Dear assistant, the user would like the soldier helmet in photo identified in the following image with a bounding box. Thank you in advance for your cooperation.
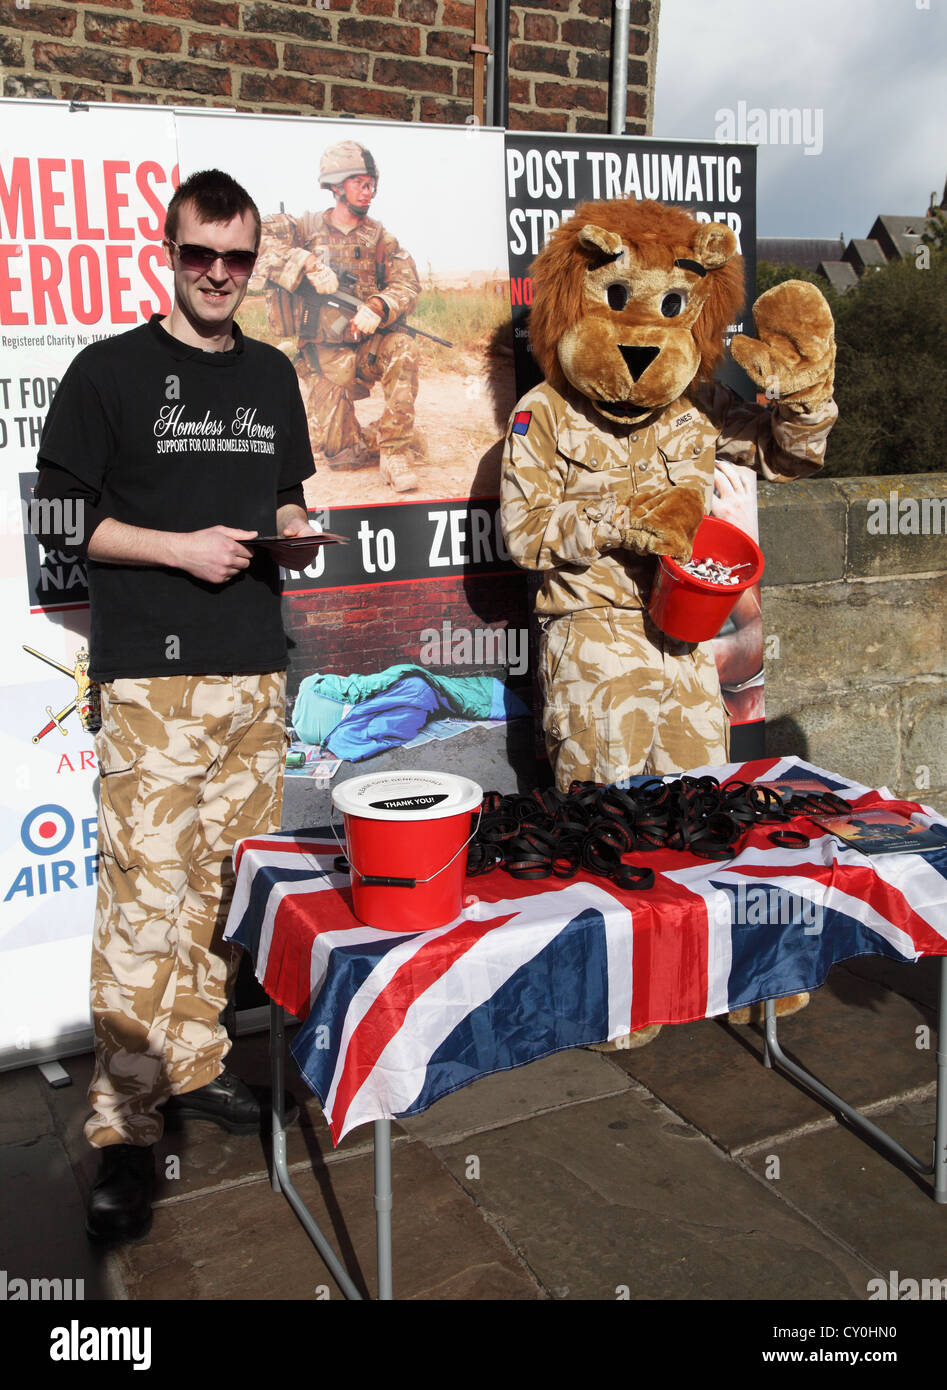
[319,142,379,190]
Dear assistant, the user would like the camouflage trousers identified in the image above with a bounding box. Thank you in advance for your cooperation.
[85,672,287,1148]
[295,330,419,459]
[538,608,729,791]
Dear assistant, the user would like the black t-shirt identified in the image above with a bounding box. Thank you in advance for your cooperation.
[38,316,315,681]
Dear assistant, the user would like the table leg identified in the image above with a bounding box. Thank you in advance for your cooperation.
[374,1119,393,1301]
[763,985,943,1199]
[269,1002,365,1299]
[936,956,947,1203]
[271,1000,285,1194]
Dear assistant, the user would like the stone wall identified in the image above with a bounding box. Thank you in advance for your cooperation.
[758,472,947,815]
[0,0,658,132]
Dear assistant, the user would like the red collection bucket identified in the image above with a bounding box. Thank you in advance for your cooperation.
[331,771,483,932]
[648,515,764,643]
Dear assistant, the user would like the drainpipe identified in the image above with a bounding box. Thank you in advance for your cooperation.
[609,0,631,135]
[485,0,496,126]
[492,0,509,128]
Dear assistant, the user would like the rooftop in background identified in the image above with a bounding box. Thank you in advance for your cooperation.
[819,261,859,293]
[758,196,940,291]
[844,238,889,273]
[869,215,927,261]
[757,237,846,271]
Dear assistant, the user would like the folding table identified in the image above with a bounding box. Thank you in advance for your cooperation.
[224,757,947,1300]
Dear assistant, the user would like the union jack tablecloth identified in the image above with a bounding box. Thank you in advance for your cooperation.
[224,758,947,1144]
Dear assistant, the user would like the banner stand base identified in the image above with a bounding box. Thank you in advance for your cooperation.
[37,1060,72,1089]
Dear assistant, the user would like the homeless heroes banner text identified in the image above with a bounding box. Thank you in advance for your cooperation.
[0,101,179,1068]
[504,133,765,751]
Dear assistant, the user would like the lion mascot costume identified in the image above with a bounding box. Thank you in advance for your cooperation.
[500,198,837,1039]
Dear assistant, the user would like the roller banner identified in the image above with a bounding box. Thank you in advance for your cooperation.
[0,100,178,1068]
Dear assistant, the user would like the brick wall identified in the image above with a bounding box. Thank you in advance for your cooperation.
[0,0,658,132]
[283,569,532,696]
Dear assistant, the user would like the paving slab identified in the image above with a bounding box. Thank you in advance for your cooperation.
[49,1032,404,1208]
[602,966,938,1154]
[0,1062,55,1146]
[742,1094,945,1285]
[399,1046,632,1144]
[840,953,941,1013]
[116,1139,541,1302]
[0,1135,113,1299]
[283,716,538,829]
[3,955,942,1307]
[436,1088,873,1301]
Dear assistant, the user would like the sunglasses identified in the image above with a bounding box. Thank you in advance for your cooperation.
[168,239,258,278]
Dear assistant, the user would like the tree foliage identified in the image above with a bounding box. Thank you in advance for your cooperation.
[755,260,830,296]
[820,243,946,476]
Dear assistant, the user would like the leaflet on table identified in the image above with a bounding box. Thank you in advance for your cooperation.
[809,808,947,857]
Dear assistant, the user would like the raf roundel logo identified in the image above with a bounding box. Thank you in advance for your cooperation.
[21,804,75,857]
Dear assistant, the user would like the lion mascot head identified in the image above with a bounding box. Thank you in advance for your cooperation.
[527,199,746,425]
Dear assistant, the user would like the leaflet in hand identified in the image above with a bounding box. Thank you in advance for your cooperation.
[249,532,348,550]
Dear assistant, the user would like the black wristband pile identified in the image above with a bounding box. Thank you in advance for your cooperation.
[465,778,852,891]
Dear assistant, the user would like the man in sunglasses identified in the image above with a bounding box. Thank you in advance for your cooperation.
[32,168,322,1243]
[256,140,423,493]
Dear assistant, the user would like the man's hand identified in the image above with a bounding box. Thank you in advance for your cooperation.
[711,458,758,537]
[170,526,257,585]
[269,514,325,571]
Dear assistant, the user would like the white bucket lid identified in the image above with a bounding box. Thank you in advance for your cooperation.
[332,770,483,821]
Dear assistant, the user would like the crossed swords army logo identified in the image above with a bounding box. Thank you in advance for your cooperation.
[23,645,101,743]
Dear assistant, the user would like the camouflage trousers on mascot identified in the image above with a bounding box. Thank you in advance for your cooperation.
[84,672,286,1148]
[538,607,729,792]
[295,330,419,463]
[541,610,811,1043]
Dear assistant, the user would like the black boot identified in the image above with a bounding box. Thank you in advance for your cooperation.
[86,1143,155,1242]
[160,1069,299,1135]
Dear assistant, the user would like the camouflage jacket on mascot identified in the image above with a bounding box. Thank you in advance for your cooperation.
[501,198,837,794]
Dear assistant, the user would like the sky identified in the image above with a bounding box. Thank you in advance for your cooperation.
[653,0,946,240]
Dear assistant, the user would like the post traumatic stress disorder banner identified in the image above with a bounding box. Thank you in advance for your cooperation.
[0,101,178,1068]
[504,133,764,753]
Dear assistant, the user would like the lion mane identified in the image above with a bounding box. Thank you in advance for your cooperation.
[527,198,746,393]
